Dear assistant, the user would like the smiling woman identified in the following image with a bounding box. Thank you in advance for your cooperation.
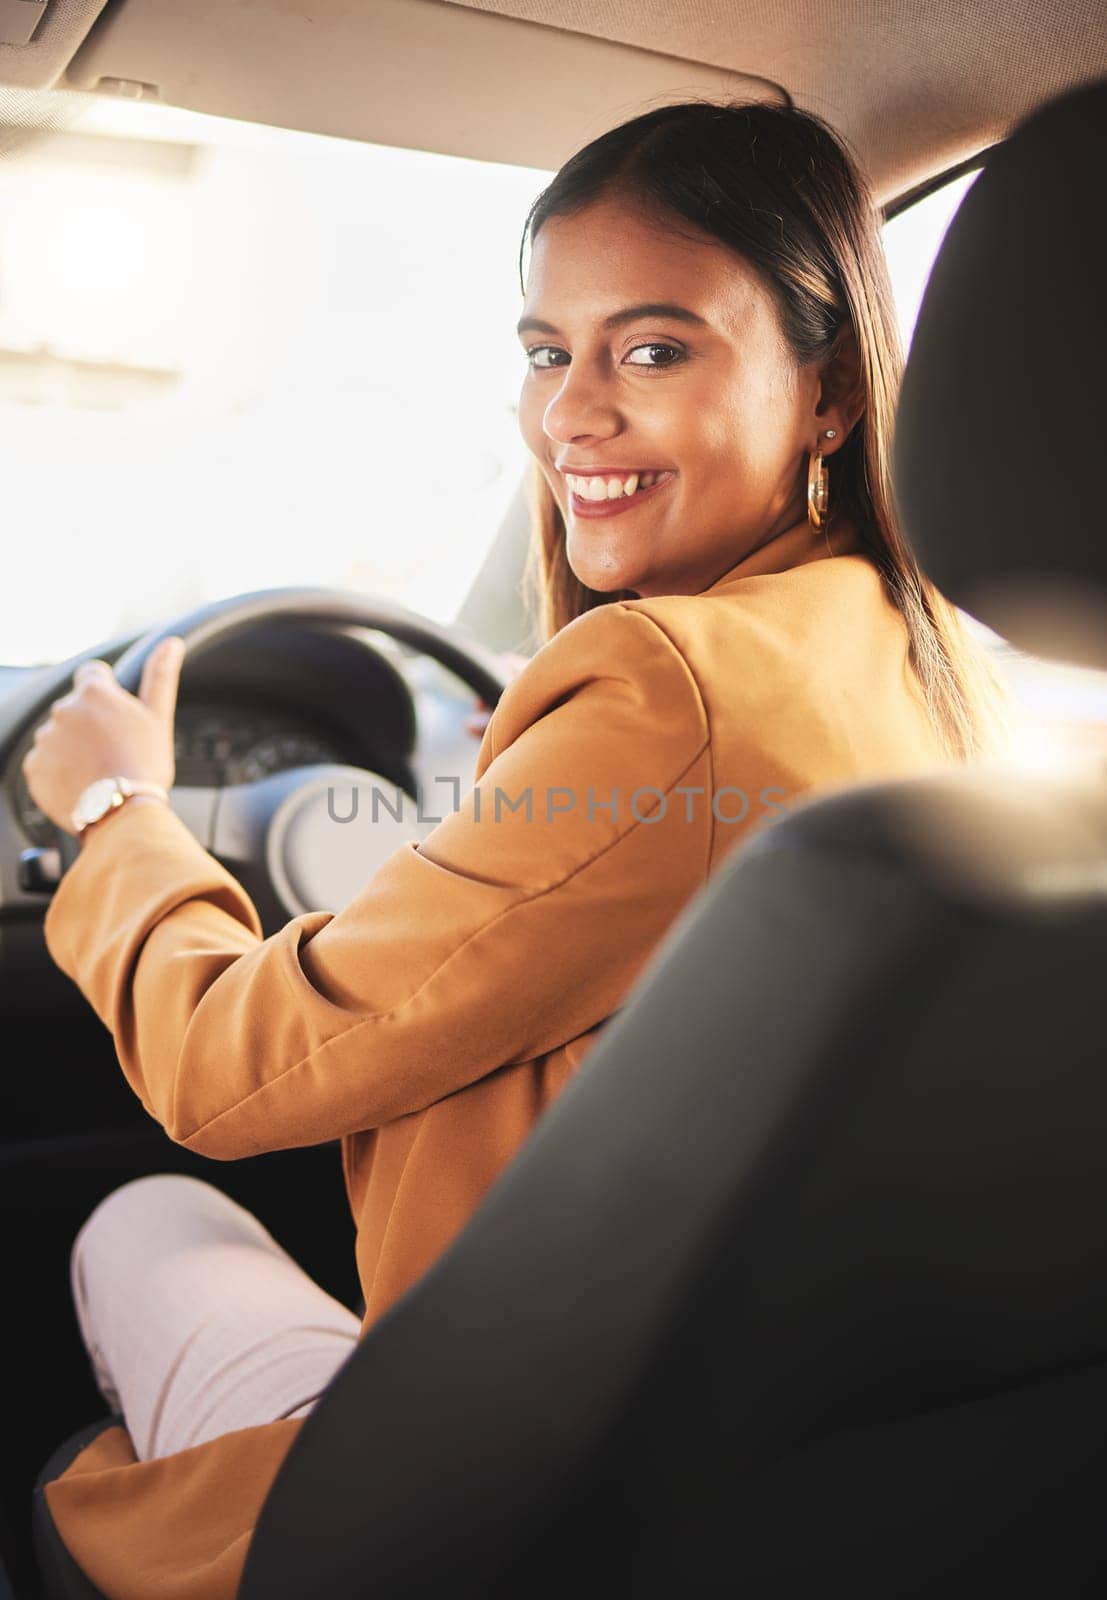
[515,100,1015,763]
[517,213,853,601]
[33,96,1025,1600]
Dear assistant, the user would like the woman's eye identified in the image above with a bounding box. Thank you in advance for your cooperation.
[624,343,684,368]
[525,346,568,370]
[525,342,684,371]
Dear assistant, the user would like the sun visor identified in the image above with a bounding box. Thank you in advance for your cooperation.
[56,0,781,170]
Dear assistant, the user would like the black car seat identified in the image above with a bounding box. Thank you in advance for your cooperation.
[34,75,1107,1600]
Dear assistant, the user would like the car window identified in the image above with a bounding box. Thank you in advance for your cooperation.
[882,167,982,354]
[0,97,554,666]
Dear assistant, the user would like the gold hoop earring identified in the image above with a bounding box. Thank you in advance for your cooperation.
[807,429,837,530]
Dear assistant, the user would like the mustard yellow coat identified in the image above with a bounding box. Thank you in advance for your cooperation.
[40,518,954,1597]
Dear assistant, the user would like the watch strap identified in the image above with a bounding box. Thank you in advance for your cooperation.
[116,777,170,803]
[72,776,170,835]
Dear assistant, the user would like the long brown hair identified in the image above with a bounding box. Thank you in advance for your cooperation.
[516,99,1014,764]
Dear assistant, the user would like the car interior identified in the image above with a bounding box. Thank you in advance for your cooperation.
[1,2,1105,1595]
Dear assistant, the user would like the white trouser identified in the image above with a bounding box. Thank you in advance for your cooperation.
[70,1173,361,1461]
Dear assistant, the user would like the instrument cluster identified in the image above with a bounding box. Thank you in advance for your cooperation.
[14,700,348,847]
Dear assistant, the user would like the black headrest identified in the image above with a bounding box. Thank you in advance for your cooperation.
[893,77,1107,670]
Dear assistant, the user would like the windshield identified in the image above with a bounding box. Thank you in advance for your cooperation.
[5,109,1105,743]
[0,98,552,666]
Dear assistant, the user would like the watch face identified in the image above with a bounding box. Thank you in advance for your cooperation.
[78,778,120,827]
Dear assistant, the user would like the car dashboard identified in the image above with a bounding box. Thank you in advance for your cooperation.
[14,698,357,848]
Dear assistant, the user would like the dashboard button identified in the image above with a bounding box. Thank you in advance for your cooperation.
[18,846,62,893]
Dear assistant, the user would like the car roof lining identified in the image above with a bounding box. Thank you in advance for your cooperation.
[445,0,1107,195]
[1,0,1103,206]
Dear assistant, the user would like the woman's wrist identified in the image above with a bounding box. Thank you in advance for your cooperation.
[77,793,167,849]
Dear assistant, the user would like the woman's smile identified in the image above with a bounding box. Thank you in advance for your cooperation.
[564,469,677,519]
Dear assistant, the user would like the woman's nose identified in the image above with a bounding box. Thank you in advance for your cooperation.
[542,361,621,447]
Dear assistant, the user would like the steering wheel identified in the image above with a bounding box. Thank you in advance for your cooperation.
[54,586,514,927]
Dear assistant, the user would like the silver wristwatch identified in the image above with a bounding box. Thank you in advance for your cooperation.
[71,776,170,835]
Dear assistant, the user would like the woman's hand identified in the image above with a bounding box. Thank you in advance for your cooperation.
[464,650,531,738]
[21,636,186,836]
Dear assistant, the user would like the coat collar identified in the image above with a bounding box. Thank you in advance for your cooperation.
[697,513,866,595]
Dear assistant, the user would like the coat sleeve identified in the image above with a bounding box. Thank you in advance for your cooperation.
[43,603,716,1157]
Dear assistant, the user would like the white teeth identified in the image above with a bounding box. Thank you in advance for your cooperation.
[566,471,660,500]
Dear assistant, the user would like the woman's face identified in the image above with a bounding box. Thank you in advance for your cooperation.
[517,191,853,598]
